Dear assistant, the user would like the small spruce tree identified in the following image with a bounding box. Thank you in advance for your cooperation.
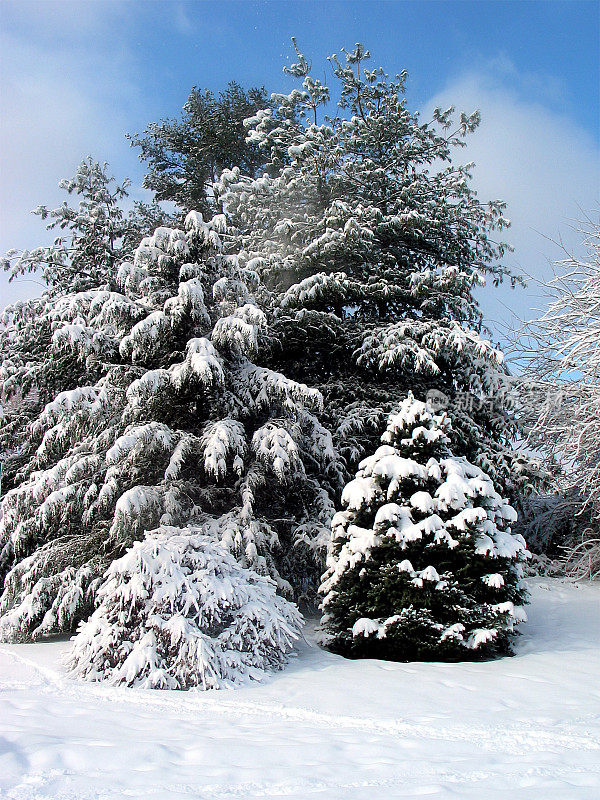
[320,394,529,661]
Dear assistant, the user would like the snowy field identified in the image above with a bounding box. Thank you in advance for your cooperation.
[0,579,599,800]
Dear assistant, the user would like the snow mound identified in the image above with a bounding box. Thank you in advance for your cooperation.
[66,527,302,690]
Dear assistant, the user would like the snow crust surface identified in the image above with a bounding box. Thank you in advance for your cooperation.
[1,579,599,799]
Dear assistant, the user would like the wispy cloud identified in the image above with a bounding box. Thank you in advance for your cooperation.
[174,4,195,36]
[0,6,145,306]
[423,59,599,339]
[9,0,129,37]
[483,53,569,106]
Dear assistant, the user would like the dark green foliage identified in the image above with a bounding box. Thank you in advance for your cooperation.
[320,394,529,662]
[128,82,273,216]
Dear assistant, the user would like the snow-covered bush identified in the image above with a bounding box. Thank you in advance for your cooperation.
[320,394,529,661]
[513,492,575,558]
[66,527,302,689]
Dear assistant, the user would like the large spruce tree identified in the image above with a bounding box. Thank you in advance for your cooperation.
[0,209,337,641]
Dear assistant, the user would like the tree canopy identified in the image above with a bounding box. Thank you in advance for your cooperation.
[129,82,274,216]
[216,41,538,503]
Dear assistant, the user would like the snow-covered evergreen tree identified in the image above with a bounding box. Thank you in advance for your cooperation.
[66,527,302,689]
[4,158,134,295]
[129,83,278,218]
[216,41,537,502]
[320,394,529,661]
[0,210,337,641]
[0,160,173,497]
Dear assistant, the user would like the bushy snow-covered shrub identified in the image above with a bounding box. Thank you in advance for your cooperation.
[66,527,303,689]
[320,394,529,661]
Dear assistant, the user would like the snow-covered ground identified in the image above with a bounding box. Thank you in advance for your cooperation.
[1,579,599,800]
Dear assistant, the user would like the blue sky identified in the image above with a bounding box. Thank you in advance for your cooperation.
[1,0,599,336]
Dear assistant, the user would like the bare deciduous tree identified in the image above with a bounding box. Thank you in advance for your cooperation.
[516,218,600,579]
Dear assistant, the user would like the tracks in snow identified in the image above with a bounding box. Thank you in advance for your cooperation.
[2,644,598,758]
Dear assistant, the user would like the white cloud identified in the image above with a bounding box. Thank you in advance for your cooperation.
[422,63,599,339]
[174,4,195,36]
[9,0,128,37]
[0,14,144,307]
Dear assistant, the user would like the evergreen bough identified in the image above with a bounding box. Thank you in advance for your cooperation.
[320,394,529,661]
[128,82,275,217]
